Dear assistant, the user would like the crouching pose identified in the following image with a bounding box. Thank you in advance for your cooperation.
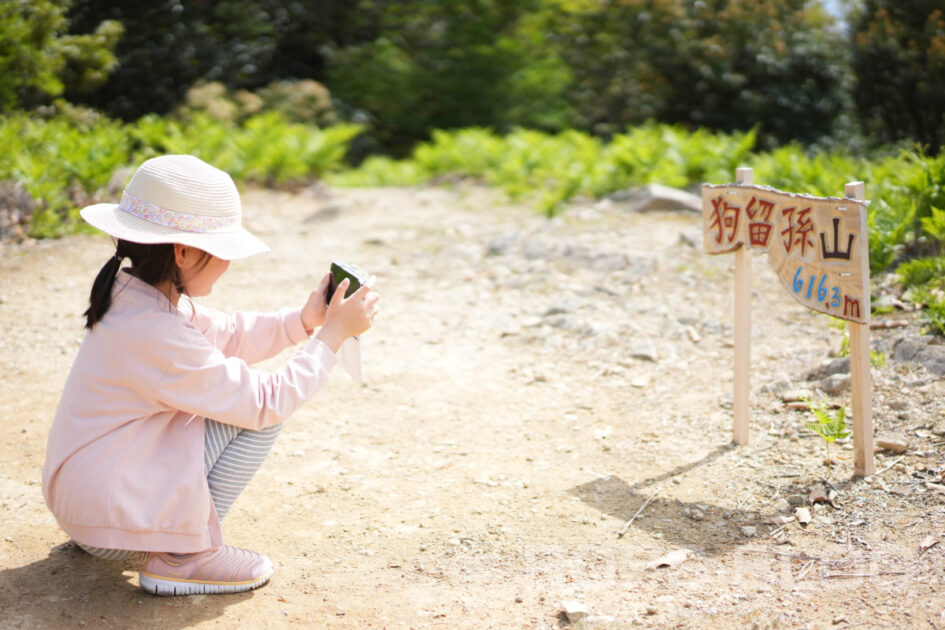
[42,155,379,595]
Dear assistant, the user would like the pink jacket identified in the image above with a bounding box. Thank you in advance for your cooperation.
[42,271,336,553]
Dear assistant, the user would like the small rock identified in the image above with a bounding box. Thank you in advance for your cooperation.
[741,526,757,537]
[794,507,812,526]
[646,606,659,615]
[685,507,706,521]
[678,227,702,248]
[762,376,793,397]
[561,601,589,623]
[821,373,852,395]
[804,357,850,381]
[780,389,813,403]
[787,494,807,507]
[607,183,702,213]
[875,433,909,454]
[629,341,658,362]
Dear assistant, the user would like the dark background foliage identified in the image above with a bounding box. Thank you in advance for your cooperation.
[1,0,943,155]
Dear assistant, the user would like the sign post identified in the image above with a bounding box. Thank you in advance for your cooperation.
[702,170,874,476]
[733,168,753,445]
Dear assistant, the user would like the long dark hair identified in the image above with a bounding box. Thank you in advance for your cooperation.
[84,239,184,329]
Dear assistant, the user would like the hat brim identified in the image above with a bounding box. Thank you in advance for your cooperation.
[80,203,270,261]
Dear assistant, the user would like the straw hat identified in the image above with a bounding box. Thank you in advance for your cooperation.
[80,155,269,260]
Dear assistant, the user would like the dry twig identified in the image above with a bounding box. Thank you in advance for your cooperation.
[618,491,659,538]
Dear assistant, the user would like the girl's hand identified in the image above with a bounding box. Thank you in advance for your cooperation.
[301,272,332,333]
[315,279,380,352]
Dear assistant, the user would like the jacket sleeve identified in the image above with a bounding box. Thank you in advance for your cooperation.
[153,323,336,430]
[184,298,310,364]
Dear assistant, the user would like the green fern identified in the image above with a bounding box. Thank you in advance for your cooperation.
[802,398,850,475]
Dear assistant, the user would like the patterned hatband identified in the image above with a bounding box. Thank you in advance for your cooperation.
[118,193,238,233]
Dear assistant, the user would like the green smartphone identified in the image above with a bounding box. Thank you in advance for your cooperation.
[326,260,369,304]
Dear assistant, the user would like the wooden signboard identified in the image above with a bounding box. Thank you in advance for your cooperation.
[702,169,874,476]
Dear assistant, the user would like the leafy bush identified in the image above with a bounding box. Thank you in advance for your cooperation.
[896,256,945,334]
[330,123,758,215]
[1,111,361,237]
[0,112,131,237]
[178,80,337,127]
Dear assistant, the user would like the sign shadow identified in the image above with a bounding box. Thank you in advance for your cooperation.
[568,444,767,554]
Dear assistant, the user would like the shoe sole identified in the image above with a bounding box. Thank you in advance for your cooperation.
[139,569,273,596]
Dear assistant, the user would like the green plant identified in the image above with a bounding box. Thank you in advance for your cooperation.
[802,398,851,475]
[824,315,886,365]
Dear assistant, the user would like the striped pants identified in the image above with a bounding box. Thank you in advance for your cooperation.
[77,419,283,560]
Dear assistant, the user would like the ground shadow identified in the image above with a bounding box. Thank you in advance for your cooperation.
[568,443,772,554]
[0,542,253,628]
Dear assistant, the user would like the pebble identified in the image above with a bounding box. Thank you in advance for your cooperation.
[780,389,813,403]
[741,526,757,537]
[685,507,706,521]
[561,601,589,623]
[629,341,658,362]
[821,373,851,395]
[787,494,806,507]
[875,433,910,454]
[804,357,850,381]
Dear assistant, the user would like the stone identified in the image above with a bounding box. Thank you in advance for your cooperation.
[892,335,936,363]
[629,341,658,362]
[821,373,852,395]
[685,507,706,521]
[780,389,813,403]
[762,376,793,397]
[916,346,945,376]
[803,357,850,381]
[678,227,702,248]
[875,433,910,454]
[787,494,807,507]
[561,601,589,623]
[741,526,757,537]
[487,230,520,256]
[606,183,702,213]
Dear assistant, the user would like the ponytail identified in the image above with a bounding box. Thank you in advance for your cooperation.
[83,251,124,329]
[83,240,187,329]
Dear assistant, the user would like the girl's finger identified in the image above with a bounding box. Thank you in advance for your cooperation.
[347,283,372,301]
[330,278,350,306]
[317,271,332,292]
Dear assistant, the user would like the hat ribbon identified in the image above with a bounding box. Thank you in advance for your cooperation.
[118,193,238,233]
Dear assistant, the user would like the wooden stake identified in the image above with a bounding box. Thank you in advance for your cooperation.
[733,167,753,445]
[845,181,874,477]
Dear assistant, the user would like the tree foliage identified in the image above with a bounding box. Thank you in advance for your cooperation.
[324,0,572,154]
[557,0,850,148]
[0,0,120,111]
[850,1,945,152]
[4,0,940,155]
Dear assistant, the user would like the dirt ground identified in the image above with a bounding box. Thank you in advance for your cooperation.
[2,183,945,629]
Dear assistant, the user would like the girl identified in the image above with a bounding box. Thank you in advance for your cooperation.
[42,154,380,596]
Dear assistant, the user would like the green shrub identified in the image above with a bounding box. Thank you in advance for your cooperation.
[0,112,131,237]
[1,110,361,238]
